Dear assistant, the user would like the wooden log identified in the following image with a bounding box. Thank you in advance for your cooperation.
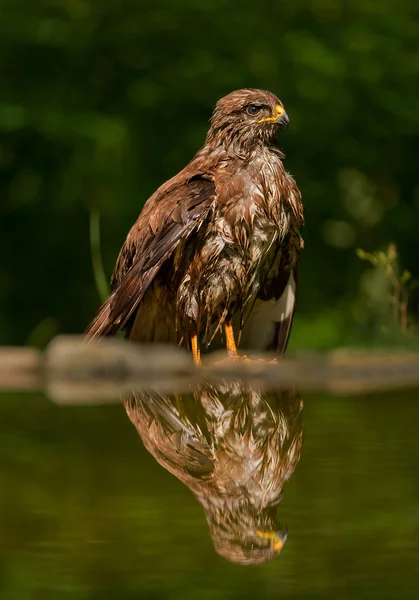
[0,347,42,391]
[44,336,198,404]
[1,336,419,402]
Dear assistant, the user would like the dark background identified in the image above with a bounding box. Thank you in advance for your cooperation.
[1,0,418,348]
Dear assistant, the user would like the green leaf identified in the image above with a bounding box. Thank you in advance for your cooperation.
[400,270,412,285]
[356,248,377,265]
[89,210,110,303]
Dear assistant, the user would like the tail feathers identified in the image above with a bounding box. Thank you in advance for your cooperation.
[271,271,297,356]
[85,294,119,340]
[239,270,297,355]
[85,263,162,341]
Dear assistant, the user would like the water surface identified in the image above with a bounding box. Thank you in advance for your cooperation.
[0,387,418,599]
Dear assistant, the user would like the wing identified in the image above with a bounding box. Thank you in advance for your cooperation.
[86,175,215,339]
[124,391,215,481]
[239,226,302,356]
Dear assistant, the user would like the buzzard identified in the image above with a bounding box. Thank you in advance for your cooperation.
[124,382,303,565]
[86,89,304,363]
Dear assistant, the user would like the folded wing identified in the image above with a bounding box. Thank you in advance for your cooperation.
[85,175,215,339]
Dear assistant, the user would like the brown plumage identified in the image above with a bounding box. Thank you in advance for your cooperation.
[123,383,303,565]
[86,88,304,361]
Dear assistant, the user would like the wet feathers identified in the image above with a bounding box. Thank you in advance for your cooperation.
[86,88,304,355]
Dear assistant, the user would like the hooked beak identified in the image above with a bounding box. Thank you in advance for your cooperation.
[256,526,288,553]
[276,111,290,130]
[258,104,290,129]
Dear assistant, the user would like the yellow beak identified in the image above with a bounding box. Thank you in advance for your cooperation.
[258,104,286,124]
[256,529,287,552]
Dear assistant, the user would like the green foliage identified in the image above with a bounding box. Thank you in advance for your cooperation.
[89,210,110,303]
[356,244,418,333]
[1,0,419,345]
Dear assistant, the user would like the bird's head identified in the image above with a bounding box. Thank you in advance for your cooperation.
[203,500,288,566]
[208,88,290,148]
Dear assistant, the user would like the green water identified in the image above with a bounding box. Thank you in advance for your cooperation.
[0,387,418,599]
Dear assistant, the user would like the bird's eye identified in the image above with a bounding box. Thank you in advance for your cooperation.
[246,104,263,116]
[243,541,256,550]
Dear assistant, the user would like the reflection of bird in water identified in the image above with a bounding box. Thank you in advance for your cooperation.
[123,382,303,565]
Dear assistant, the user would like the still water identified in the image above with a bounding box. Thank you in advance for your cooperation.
[0,383,418,599]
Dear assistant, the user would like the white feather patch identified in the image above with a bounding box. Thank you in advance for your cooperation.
[240,273,296,351]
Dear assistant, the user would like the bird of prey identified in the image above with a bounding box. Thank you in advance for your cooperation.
[86,88,304,363]
[123,382,303,565]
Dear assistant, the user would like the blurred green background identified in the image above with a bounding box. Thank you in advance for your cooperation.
[1,0,419,348]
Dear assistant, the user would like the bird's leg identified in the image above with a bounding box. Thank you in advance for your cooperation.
[191,334,201,366]
[225,320,250,361]
[225,320,238,358]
